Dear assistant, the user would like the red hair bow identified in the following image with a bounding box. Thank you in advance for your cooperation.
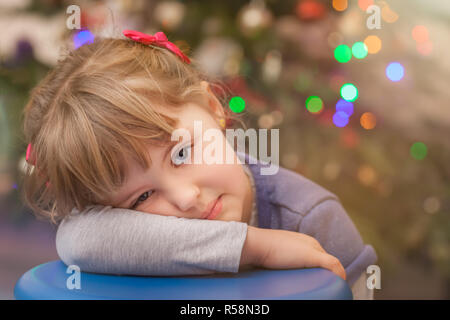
[123,30,190,64]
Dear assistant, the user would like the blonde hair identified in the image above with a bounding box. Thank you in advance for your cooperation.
[21,36,245,224]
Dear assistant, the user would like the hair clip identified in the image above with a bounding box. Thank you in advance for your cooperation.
[123,30,191,64]
[26,143,36,166]
[26,143,51,188]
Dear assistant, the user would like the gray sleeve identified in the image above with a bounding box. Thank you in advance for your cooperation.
[351,272,374,300]
[55,205,248,276]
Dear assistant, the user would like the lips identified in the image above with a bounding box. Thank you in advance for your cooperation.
[201,195,222,220]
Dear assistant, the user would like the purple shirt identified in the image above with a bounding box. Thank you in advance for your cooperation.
[240,152,378,287]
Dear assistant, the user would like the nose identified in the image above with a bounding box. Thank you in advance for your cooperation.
[164,180,200,213]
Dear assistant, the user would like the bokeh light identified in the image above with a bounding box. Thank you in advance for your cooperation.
[386,62,404,82]
[352,42,368,59]
[305,96,323,113]
[416,41,433,56]
[412,25,429,43]
[364,35,382,54]
[336,99,353,117]
[332,0,348,12]
[73,29,95,49]
[360,112,376,129]
[340,127,359,148]
[296,0,326,21]
[229,96,246,113]
[358,0,373,11]
[381,4,399,23]
[258,113,274,129]
[357,165,377,186]
[423,196,441,214]
[323,161,341,180]
[340,83,358,102]
[334,44,352,63]
[410,142,427,160]
[333,111,349,127]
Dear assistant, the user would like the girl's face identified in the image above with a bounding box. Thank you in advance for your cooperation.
[107,102,254,224]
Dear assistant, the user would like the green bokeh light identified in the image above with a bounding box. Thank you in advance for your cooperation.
[410,142,427,160]
[229,96,245,113]
[305,96,323,113]
[352,42,368,59]
[334,45,352,63]
[340,83,359,102]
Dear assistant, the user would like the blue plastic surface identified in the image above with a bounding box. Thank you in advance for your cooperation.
[14,260,353,300]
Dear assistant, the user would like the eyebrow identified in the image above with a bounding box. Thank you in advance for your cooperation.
[118,139,182,208]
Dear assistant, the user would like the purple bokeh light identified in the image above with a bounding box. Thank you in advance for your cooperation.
[333,111,349,127]
[335,99,354,117]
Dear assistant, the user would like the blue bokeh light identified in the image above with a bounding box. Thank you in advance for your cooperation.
[335,99,354,117]
[333,111,349,127]
[73,29,95,49]
[386,62,404,82]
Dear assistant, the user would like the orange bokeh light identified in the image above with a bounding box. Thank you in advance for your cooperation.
[412,25,429,43]
[358,0,374,11]
[364,35,382,54]
[360,112,377,130]
[416,41,433,56]
[332,0,348,12]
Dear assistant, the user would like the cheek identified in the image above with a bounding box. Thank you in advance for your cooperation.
[137,195,176,216]
[203,163,247,192]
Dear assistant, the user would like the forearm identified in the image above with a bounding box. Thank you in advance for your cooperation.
[56,205,248,276]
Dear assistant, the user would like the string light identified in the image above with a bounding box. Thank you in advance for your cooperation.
[229,96,246,113]
[360,112,376,130]
[336,99,353,117]
[305,96,323,113]
[386,62,404,82]
[333,111,349,127]
[352,42,368,59]
[381,4,399,23]
[364,35,382,54]
[410,142,427,160]
[357,165,377,186]
[332,0,348,12]
[340,127,359,148]
[423,196,441,214]
[417,41,433,56]
[358,0,373,11]
[334,44,352,63]
[411,25,432,56]
[340,83,358,102]
[73,29,94,49]
[412,25,429,43]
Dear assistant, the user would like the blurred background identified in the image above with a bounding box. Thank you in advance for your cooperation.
[0,0,449,299]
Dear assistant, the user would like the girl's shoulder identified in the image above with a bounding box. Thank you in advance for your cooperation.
[239,152,340,216]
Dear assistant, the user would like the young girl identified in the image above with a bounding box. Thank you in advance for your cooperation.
[22,30,377,299]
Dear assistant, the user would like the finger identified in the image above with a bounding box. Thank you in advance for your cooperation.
[319,254,346,280]
[296,233,326,253]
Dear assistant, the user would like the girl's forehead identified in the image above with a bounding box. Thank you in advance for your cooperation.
[163,102,213,119]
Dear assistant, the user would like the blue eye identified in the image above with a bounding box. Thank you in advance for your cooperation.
[131,190,153,209]
[171,143,192,166]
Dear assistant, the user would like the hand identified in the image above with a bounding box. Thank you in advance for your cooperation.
[241,226,346,280]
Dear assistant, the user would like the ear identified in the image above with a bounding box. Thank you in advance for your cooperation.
[200,80,225,119]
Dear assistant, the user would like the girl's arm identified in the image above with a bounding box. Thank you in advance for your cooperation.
[56,205,249,275]
[56,205,345,279]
